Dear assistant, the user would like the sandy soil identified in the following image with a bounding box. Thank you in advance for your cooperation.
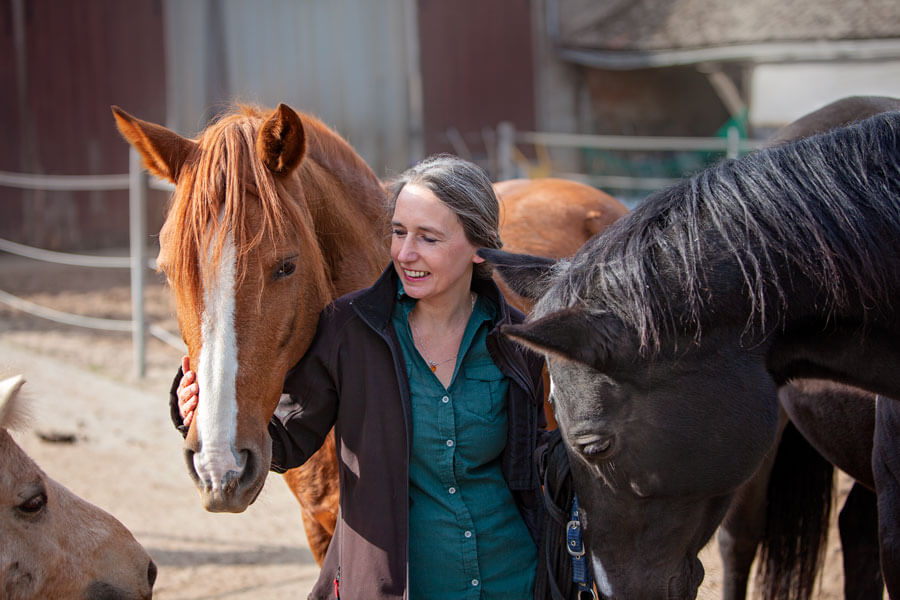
[0,251,866,599]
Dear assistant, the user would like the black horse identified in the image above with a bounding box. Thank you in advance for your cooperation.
[482,108,900,598]
[716,96,900,600]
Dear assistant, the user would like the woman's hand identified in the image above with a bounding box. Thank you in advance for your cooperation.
[178,356,199,428]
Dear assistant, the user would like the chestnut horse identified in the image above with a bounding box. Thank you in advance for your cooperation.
[1,374,156,599]
[113,103,389,565]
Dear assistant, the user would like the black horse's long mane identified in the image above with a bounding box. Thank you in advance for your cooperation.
[550,111,900,352]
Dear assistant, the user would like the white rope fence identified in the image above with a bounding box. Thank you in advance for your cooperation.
[0,148,184,377]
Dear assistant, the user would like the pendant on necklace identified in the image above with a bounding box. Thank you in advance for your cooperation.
[429,362,438,373]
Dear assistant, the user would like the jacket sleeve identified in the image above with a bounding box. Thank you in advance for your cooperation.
[268,311,341,473]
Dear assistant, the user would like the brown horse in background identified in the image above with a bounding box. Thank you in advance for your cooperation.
[495,178,628,313]
[495,178,628,429]
[113,103,389,565]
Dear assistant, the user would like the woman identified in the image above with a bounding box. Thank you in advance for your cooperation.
[176,155,548,599]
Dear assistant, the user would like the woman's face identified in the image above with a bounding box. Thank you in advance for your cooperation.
[390,183,484,303]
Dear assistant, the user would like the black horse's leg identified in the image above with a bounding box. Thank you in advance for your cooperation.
[874,395,900,597]
[717,467,770,600]
[717,409,787,600]
[839,481,883,600]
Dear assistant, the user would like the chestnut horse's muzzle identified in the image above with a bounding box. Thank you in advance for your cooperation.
[184,444,267,512]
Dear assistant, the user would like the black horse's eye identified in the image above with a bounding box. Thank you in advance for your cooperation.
[18,492,47,514]
[578,436,613,459]
[274,260,297,280]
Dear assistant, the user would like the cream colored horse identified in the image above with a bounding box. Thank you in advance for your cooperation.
[0,375,156,599]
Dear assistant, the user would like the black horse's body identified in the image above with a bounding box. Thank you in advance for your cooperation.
[484,105,900,598]
[716,96,900,600]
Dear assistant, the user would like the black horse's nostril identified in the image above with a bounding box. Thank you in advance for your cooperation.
[148,560,158,588]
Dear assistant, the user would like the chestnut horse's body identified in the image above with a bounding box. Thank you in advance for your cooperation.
[113,103,388,564]
[495,178,628,314]
[1,375,156,599]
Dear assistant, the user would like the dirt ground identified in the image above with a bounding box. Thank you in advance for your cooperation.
[0,251,865,599]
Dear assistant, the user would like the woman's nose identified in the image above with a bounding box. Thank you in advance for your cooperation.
[397,237,416,261]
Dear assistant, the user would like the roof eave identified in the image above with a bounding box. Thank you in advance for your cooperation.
[557,38,900,70]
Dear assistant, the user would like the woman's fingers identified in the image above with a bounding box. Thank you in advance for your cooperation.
[178,356,199,426]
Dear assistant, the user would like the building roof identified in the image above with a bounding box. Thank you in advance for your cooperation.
[552,0,900,68]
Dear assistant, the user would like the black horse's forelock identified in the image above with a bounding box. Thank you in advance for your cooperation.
[555,111,900,354]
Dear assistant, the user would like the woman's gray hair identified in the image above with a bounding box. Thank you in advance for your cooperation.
[385,154,502,279]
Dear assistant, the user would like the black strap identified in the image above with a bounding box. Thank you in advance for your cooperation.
[535,429,582,600]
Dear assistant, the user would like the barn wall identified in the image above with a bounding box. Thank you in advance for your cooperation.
[0,0,167,250]
[163,0,415,177]
[417,0,535,176]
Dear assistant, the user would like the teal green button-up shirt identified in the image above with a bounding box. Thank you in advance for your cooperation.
[393,285,537,600]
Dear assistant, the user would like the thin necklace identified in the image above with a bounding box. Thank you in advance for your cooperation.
[409,292,476,373]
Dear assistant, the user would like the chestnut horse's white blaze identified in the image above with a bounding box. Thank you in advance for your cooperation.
[193,231,242,498]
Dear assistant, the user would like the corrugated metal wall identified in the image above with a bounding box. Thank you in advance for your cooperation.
[163,0,416,176]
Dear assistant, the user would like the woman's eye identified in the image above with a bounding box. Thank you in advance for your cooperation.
[392,229,406,237]
[274,260,297,280]
[18,492,47,515]
[422,236,437,244]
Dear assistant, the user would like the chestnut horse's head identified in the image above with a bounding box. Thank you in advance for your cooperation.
[1,375,157,598]
[113,104,350,512]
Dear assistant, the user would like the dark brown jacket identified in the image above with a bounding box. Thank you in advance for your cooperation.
[269,266,548,600]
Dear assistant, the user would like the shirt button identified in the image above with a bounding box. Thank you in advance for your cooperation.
[472,579,479,587]
[448,487,456,494]
[464,530,472,538]
[446,439,454,447]
[441,395,450,403]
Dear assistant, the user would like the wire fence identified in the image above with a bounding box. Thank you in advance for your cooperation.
[0,148,182,377]
[1,127,764,377]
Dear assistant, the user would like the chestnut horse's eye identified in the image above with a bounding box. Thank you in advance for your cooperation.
[18,491,48,515]
[274,260,297,280]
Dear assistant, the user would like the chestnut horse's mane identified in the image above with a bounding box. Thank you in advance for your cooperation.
[164,104,385,308]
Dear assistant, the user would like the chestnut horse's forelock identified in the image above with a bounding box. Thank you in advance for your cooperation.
[162,105,334,311]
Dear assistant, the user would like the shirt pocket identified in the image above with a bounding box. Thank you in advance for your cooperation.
[458,362,505,419]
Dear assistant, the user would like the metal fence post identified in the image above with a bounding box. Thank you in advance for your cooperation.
[129,147,147,378]
[497,121,516,181]
[726,125,740,159]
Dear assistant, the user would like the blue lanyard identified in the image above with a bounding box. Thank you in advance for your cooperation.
[567,495,597,598]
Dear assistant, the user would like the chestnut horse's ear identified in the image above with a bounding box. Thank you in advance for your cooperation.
[501,308,634,371]
[111,106,197,183]
[256,103,306,176]
[478,248,556,301]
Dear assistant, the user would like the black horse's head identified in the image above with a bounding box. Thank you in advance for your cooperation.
[481,248,780,598]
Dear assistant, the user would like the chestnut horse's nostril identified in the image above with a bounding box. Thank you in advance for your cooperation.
[148,560,158,588]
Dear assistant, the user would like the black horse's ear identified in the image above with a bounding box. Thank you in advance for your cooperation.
[501,307,633,370]
[477,248,556,301]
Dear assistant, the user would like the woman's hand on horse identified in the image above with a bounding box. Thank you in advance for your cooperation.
[178,356,199,428]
